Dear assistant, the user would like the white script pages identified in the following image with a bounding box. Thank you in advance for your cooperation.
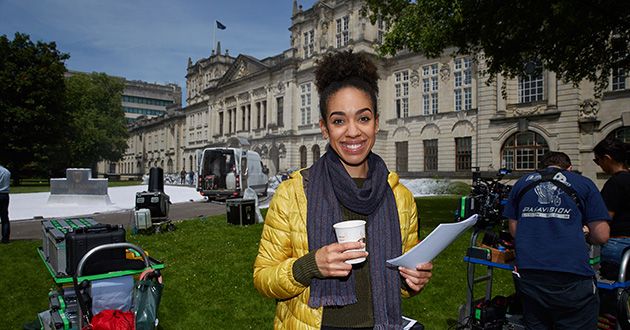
[387,214,478,269]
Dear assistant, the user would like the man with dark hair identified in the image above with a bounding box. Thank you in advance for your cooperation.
[539,151,572,169]
[503,151,610,329]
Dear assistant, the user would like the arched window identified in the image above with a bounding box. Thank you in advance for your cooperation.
[501,131,549,171]
[167,159,173,173]
[609,126,630,143]
[299,145,307,168]
[311,145,320,164]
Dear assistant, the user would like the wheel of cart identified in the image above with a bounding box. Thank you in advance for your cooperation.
[598,248,630,330]
[72,243,163,330]
[150,217,176,234]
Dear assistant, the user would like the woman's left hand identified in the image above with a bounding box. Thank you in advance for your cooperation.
[399,262,433,294]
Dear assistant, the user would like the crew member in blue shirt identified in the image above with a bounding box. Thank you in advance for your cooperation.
[0,165,10,243]
[503,151,610,329]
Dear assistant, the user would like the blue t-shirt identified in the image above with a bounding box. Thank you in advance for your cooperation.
[503,168,610,276]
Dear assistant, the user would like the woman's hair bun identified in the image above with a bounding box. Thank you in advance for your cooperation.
[314,50,379,94]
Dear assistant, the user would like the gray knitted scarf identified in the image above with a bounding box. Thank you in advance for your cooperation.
[306,148,403,329]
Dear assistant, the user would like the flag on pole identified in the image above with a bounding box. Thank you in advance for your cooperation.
[216,20,226,30]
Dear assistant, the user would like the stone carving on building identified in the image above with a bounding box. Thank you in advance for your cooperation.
[320,21,329,49]
[276,81,285,94]
[225,96,236,108]
[234,61,249,80]
[579,99,600,120]
[238,92,250,102]
[440,64,451,81]
[511,103,546,116]
[410,69,420,88]
[253,87,266,99]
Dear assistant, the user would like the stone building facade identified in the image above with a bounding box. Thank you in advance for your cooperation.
[115,0,629,187]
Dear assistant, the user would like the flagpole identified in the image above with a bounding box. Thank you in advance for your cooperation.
[212,21,216,55]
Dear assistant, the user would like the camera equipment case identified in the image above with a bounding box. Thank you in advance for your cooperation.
[42,218,99,276]
[226,198,256,225]
[64,224,126,276]
[134,208,152,230]
[135,191,170,218]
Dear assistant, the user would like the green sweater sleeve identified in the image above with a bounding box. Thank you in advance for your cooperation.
[292,250,322,286]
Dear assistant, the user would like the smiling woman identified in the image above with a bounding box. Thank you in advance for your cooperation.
[320,87,378,177]
[253,51,433,329]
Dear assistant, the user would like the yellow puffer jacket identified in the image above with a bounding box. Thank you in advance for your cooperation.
[253,170,419,329]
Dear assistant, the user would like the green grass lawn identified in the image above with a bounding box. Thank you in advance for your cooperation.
[10,180,143,194]
[0,196,516,329]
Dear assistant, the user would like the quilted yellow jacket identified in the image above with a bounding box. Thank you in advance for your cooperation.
[253,169,419,329]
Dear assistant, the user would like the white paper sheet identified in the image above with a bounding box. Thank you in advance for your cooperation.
[387,214,478,269]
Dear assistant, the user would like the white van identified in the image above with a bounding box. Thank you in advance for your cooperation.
[197,147,269,200]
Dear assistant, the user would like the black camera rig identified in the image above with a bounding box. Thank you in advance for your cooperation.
[457,168,513,230]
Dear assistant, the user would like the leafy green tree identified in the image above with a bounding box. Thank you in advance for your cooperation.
[365,0,630,94]
[0,33,70,184]
[64,72,128,170]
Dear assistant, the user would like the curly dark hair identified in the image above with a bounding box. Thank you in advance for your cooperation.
[314,50,379,122]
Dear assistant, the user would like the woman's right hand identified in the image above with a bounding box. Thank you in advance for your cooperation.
[315,242,368,277]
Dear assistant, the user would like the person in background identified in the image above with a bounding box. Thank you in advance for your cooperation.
[253,50,432,329]
[504,151,610,329]
[188,170,194,186]
[594,137,630,266]
[0,165,10,244]
[180,168,186,185]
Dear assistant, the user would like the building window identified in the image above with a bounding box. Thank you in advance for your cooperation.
[394,70,409,118]
[423,139,438,171]
[231,109,236,133]
[336,15,350,48]
[501,131,549,171]
[247,105,251,131]
[395,141,408,173]
[519,61,544,103]
[228,109,232,133]
[241,106,246,131]
[276,97,284,127]
[612,67,626,91]
[312,145,320,164]
[610,126,630,143]
[455,137,472,171]
[377,17,387,44]
[300,83,312,125]
[303,29,314,58]
[299,145,307,168]
[422,64,439,115]
[262,100,267,128]
[256,102,261,128]
[454,57,472,111]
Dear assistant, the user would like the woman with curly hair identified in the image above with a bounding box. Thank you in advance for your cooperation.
[594,137,630,266]
[254,50,432,329]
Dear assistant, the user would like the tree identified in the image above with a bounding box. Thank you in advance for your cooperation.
[365,0,630,94]
[64,72,128,170]
[0,33,70,184]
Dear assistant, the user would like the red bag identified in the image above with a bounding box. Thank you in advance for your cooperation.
[83,310,135,330]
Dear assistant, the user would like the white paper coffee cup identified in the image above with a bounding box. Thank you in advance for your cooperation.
[333,220,366,264]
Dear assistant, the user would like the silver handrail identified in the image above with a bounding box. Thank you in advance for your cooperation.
[76,242,150,278]
[618,248,630,283]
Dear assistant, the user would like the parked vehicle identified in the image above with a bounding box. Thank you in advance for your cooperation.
[197,147,269,200]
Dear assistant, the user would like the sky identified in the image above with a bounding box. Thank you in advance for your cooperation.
[0,0,318,104]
